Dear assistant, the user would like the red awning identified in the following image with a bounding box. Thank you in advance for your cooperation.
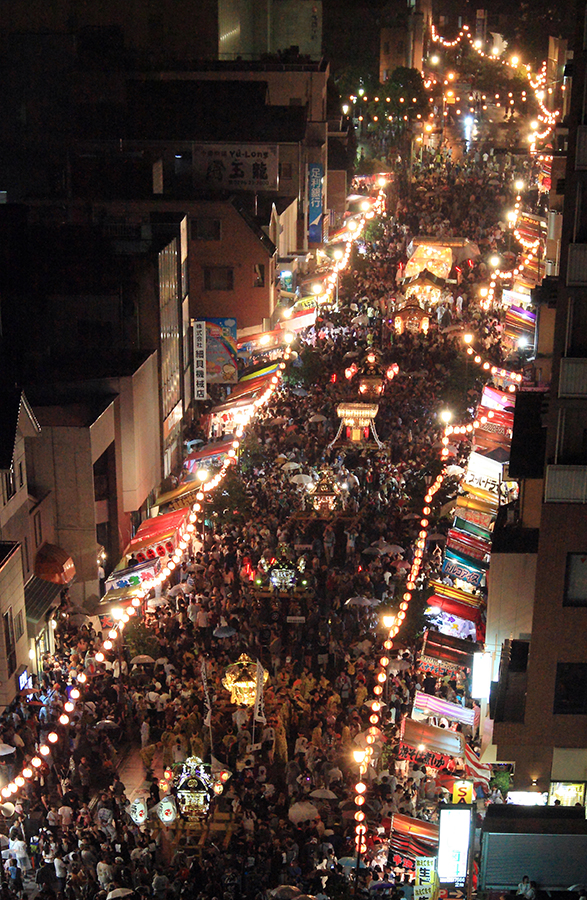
[126,508,189,557]
[390,813,439,844]
[185,438,235,464]
[428,594,485,626]
[34,543,76,585]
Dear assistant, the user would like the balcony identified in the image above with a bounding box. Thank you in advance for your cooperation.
[545,464,587,502]
[567,244,587,286]
[559,357,587,396]
[576,126,587,169]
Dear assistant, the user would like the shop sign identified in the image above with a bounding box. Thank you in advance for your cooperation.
[437,806,471,887]
[452,780,475,804]
[398,742,451,769]
[193,143,279,190]
[193,320,207,400]
[205,319,238,384]
[308,163,323,243]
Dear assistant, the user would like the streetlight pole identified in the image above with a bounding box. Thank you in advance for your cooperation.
[195,468,209,551]
[333,248,344,312]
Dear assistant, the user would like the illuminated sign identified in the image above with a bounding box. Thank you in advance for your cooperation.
[437,806,472,887]
[471,651,493,699]
[452,780,475,805]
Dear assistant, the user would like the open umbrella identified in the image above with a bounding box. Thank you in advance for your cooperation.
[427,532,447,542]
[213,625,237,638]
[362,546,383,556]
[131,655,155,665]
[272,417,289,425]
[309,789,338,800]
[96,719,120,730]
[309,414,327,423]
[351,315,369,326]
[282,462,301,471]
[107,890,135,900]
[382,543,404,555]
[288,801,320,824]
[291,473,313,486]
[445,464,465,477]
[167,584,186,597]
[0,744,15,756]
[337,857,368,869]
[345,596,378,607]
[69,614,90,627]
[271,888,301,900]
[291,388,308,397]
[392,560,410,570]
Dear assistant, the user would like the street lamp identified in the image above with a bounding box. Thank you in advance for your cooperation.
[463,333,473,346]
[440,409,452,425]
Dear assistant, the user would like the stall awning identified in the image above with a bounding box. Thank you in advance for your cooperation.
[155,481,202,511]
[428,593,485,622]
[422,629,481,669]
[125,507,189,558]
[105,558,161,591]
[400,717,465,761]
[25,576,62,625]
[391,813,439,845]
[100,584,145,607]
[34,543,76,585]
[412,689,475,726]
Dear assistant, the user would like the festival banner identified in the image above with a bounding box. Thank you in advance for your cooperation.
[442,556,485,587]
[205,318,238,384]
[308,163,323,243]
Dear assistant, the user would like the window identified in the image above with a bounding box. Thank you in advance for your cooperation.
[14,611,24,642]
[3,610,16,677]
[33,511,42,548]
[191,218,221,241]
[279,162,293,180]
[3,467,16,503]
[22,536,29,577]
[18,462,23,488]
[203,267,234,291]
[564,553,587,606]
[253,264,265,288]
[554,663,587,714]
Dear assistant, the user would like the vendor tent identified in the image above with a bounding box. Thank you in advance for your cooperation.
[388,812,439,859]
[411,689,476,726]
[400,717,466,761]
[422,629,481,670]
[124,508,189,563]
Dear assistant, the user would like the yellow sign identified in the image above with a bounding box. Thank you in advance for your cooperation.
[452,779,475,804]
[415,858,439,900]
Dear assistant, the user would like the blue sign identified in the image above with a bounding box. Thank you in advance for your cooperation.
[308,164,323,243]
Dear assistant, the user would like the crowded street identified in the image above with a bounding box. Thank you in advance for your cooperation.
[0,13,566,898]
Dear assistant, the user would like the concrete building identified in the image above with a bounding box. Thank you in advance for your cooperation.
[491,2,587,799]
[27,350,162,605]
[379,0,433,81]
[218,0,322,60]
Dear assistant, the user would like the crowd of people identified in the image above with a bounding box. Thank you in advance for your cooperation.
[0,147,543,900]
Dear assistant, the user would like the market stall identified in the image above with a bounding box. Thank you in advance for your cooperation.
[122,507,190,565]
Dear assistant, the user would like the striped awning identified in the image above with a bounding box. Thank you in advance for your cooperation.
[412,690,475,726]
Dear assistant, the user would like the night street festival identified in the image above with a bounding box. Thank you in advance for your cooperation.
[0,32,555,900]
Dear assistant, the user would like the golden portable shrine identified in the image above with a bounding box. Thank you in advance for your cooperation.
[173,756,226,822]
[222,654,268,706]
[306,467,342,514]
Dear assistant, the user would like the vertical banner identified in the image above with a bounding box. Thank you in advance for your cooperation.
[253,659,267,724]
[205,318,238,383]
[415,858,439,900]
[193,320,207,401]
[308,163,323,243]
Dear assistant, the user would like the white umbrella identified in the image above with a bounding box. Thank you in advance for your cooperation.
[288,801,320,824]
[107,890,135,900]
[351,314,369,325]
[309,414,327,423]
[309,789,338,800]
[445,464,465,477]
[0,744,16,757]
[345,596,377,607]
[282,461,301,471]
[167,584,186,597]
[290,473,313,486]
[362,546,383,556]
[131,655,155,664]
